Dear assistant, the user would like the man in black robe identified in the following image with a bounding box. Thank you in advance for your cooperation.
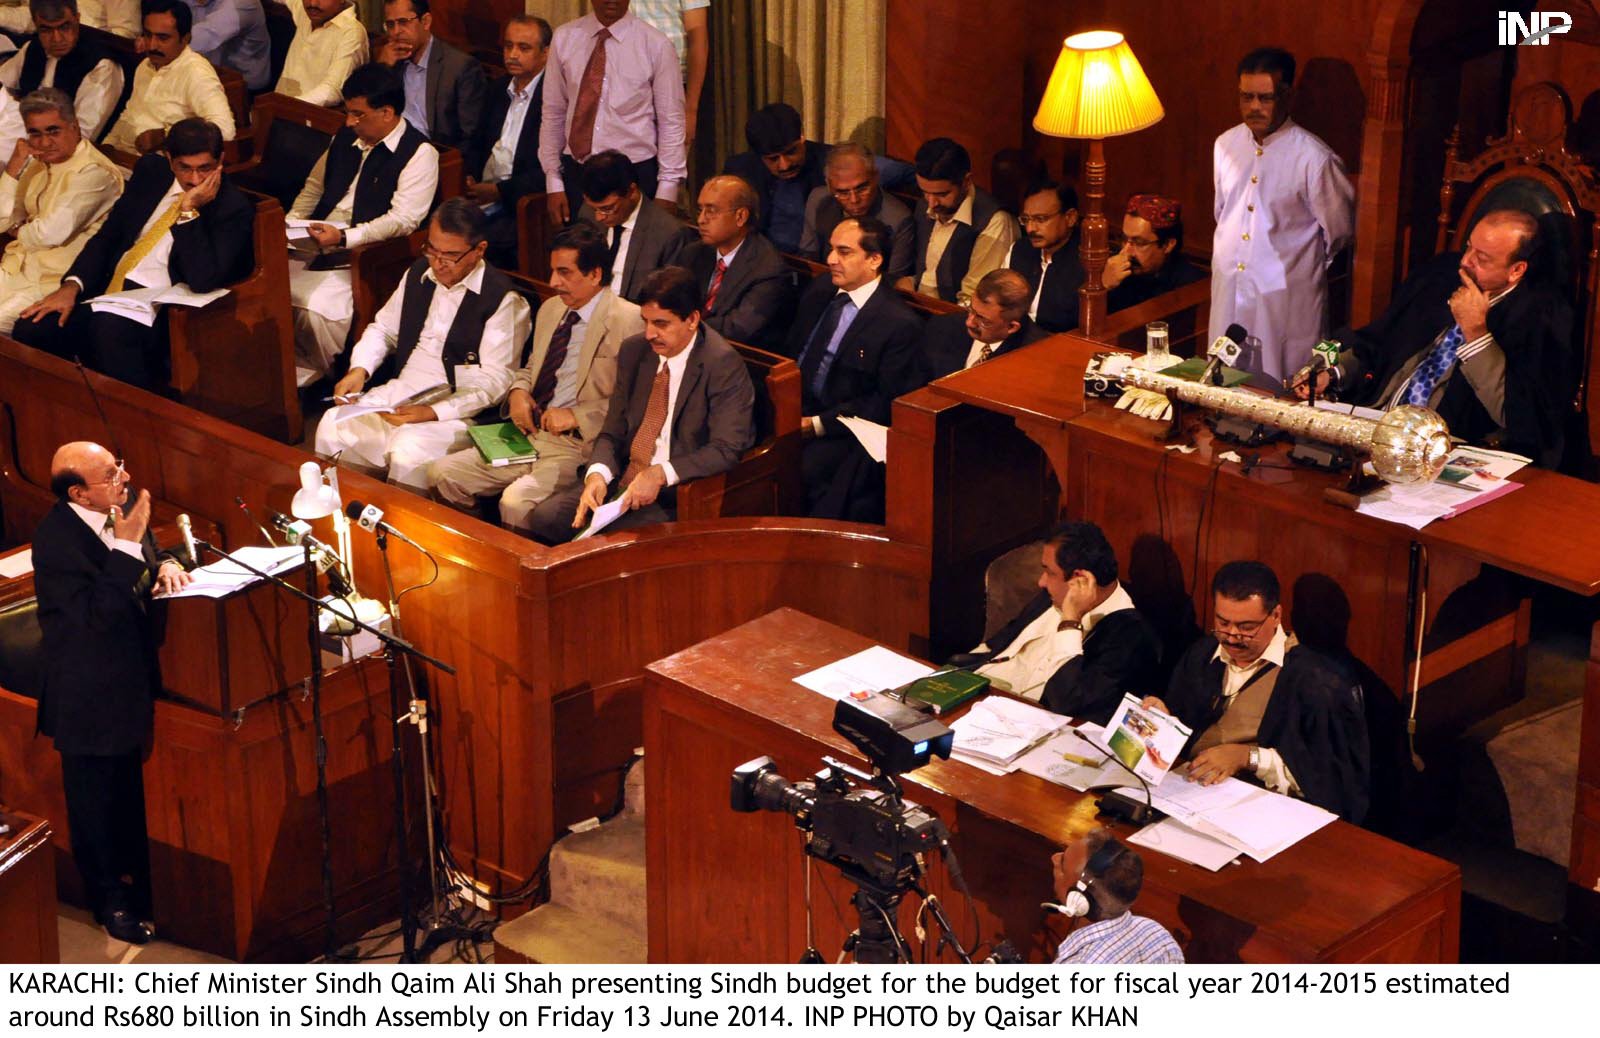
[1145,560,1369,822]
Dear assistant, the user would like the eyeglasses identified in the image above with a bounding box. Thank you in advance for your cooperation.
[1239,92,1278,105]
[1019,211,1063,228]
[84,460,127,486]
[422,242,476,263]
[589,196,630,220]
[696,204,743,218]
[1212,617,1269,637]
[830,183,873,200]
[383,15,419,30]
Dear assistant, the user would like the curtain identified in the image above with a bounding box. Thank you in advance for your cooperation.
[524,0,588,26]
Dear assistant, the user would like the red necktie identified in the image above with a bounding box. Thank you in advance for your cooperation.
[621,363,670,486]
[704,258,727,313]
[569,28,611,161]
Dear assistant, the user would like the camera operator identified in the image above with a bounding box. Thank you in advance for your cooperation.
[1048,829,1183,964]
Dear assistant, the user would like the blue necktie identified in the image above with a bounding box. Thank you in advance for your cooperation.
[1402,323,1465,407]
[800,293,854,397]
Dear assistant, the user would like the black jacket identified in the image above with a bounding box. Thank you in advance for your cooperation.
[678,232,795,350]
[66,153,255,297]
[473,73,545,204]
[783,273,926,436]
[1165,635,1370,822]
[1107,253,1207,314]
[923,310,1048,381]
[725,140,830,253]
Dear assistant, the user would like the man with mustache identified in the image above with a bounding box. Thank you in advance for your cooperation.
[102,0,235,154]
[1294,208,1575,468]
[901,136,1017,305]
[1103,193,1205,314]
[1002,177,1083,333]
[799,142,914,281]
[273,0,369,108]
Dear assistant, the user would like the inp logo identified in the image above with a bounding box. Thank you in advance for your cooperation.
[1499,10,1573,45]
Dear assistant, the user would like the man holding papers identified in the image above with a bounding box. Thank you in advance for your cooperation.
[429,224,643,532]
[1144,561,1370,821]
[315,199,529,491]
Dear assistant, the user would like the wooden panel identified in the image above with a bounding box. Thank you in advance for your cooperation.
[0,811,58,964]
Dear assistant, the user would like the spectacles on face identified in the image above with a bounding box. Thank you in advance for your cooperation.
[696,204,742,219]
[1213,617,1268,637]
[590,195,630,220]
[84,460,127,486]
[831,182,872,201]
[422,242,477,263]
[1019,211,1063,228]
[383,15,419,30]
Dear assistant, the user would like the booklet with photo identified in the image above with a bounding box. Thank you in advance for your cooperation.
[1092,693,1193,785]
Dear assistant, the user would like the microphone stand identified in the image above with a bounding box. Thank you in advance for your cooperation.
[1072,728,1156,825]
[192,540,452,962]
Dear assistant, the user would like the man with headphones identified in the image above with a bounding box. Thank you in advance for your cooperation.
[1047,829,1183,964]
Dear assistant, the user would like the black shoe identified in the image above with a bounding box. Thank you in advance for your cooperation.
[104,909,152,945]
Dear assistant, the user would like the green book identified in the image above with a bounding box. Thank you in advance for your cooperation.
[900,669,991,715]
[469,422,539,467]
[1159,356,1254,388]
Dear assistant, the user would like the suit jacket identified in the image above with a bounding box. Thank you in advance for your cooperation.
[474,73,545,204]
[32,496,168,756]
[783,273,926,437]
[678,232,795,350]
[581,198,696,302]
[66,152,254,297]
[590,325,756,486]
[923,310,1047,381]
[509,288,644,443]
[422,35,487,161]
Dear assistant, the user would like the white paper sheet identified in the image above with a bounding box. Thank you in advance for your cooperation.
[88,284,230,326]
[948,696,1068,767]
[573,497,628,541]
[0,548,32,578]
[1128,818,1241,871]
[792,646,936,700]
[155,545,304,599]
[838,416,888,464]
[1201,790,1336,861]
[1014,725,1115,789]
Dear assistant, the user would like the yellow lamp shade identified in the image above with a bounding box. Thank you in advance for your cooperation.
[1034,30,1164,139]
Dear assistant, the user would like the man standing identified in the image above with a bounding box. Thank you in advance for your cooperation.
[1003,178,1083,333]
[102,0,235,154]
[922,269,1045,381]
[529,265,755,543]
[317,199,529,490]
[1211,47,1353,382]
[0,0,127,142]
[430,224,643,531]
[274,0,369,108]
[465,13,550,270]
[629,0,707,147]
[540,0,686,224]
[678,173,793,350]
[800,142,914,281]
[902,137,1017,305]
[33,442,190,944]
[1104,193,1206,314]
[723,103,828,255]
[183,0,270,93]
[378,0,485,160]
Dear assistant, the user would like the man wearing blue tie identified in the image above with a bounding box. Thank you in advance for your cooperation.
[783,216,925,521]
[1292,208,1575,469]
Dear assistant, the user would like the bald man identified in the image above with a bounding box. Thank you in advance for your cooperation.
[676,173,793,349]
[32,441,188,945]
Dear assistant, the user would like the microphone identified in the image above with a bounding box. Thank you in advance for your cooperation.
[176,513,198,569]
[1040,901,1072,915]
[266,509,322,550]
[235,496,278,547]
[345,500,424,550]
[1073,728,1155,825]
[1200,323,1248,385]
[265,510,354,598]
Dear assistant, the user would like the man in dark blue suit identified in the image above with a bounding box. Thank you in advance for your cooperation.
[465,13,551,270]
[32,441,190,945]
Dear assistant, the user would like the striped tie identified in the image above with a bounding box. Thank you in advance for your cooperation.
[569,28,612,161]
[108,198,183,293]
[620,363,670,486]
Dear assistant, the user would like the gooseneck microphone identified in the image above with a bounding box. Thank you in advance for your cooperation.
[235,496,278,547]
[1073,728,1155,825]
[345,501,424,551]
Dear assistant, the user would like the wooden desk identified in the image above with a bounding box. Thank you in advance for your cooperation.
[644,608,1462,963]
[0,809,58,963]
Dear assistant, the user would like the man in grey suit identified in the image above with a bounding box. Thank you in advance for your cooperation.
[428,224,643,531]
[577,150,695,303]
[677,174,795,350]
[380,0,486,163]
[530,265,756,543]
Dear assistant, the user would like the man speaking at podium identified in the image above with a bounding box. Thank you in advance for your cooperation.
[32,441,189,945]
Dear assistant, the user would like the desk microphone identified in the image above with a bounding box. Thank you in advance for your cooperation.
[1073,728,1155,825]
[345,501,424,551]
[176,513,198,569]
[1199,323,1248,386]
[266,509,315,546]
[264,511,352,597]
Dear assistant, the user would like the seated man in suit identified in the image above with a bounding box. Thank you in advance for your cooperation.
[184,0,270,93]
[378,0,485,161]
[924,269,1045,380]
[529,265,755,543]
[800,142,914,281]
[0,0,128,142]
[1295,208,1574,469]
[1004,177,1083,334]
[274,0,369,107]
[956,521,1162,722]
[787,216,925,522]
[102,0,236,154]
[286,62,439,385]
[316,198,530,490]
[1144,561,1370,821]
[900,136,1017,305]
[577,149,694,302]
[429,224,643,530]
[34,442,190,945]
[723,102,827,256]
[464,13,550,270]
[1049,830,1183,964]
[14,117,252,389]
[0,88,125,333]
[1104,193,1206,314]
[678,174,792,350]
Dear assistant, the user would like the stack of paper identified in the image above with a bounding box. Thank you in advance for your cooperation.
[1357,445,1529,529]
[156,545,304,600]
[1114,771,1336,862]
[793,646,936,701]
[88,284,230,327]
[1014,723,1122,790]
[949,696,1068,775]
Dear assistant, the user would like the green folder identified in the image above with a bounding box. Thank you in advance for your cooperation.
[900,669,991,715]
[469,422,539,466]
[1158,356,1254,388]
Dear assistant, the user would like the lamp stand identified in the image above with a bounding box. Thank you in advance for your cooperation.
[1077,137,1110,337]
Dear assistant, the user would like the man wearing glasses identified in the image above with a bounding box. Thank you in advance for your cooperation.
[376,0,485,160]
[315,198,529,491]
[33,442,190,945]
[677,173,793,350]
[1002,177,1083,334]
[0,0,128,142]
[286,62,439,386]
[799,142,914,282]
[1103,193,1206,314]
[574,149,694,302]
[1211,47,1353,382]
[12,117,252,389]
[1143,560,1370,822]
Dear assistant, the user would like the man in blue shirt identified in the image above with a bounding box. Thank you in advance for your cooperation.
[1050,830,1184,964]
[724,102,827,256]
[184,0,270,92]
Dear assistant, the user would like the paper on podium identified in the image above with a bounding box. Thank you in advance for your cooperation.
[1127,818,1240,871]
[793,645,936,700]
[155,545,304,599]
[573,497,628,541]
[88,284,230,326]
[0,548,32,578]
[838,416,888,464]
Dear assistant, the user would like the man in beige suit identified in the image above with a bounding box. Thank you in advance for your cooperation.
[429,223,643,531]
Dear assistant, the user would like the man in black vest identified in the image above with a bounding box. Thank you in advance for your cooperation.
[1104,193,1206,314]
[316,198,531,490]
[0,0,127,142]
[33,441,190,944]
[1004,177,1085,334]
[722,102,828,255]
[464,13,550,271]
[287,62,440,385]
[13,117,253,390]
[900,136,1017,305]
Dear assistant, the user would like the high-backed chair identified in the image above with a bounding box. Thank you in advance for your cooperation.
[229,92,346,206]
[516,193,553,280]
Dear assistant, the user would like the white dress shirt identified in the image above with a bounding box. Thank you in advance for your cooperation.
[606,201,641,287]
[275,0,369,108]
[103,46,237,152]
[69,499,143,559]
[350,261,529,424]
[919,189,1018,303]
[547,291,600,411]
[978,584,1137,702]
[66,178,197,294]
[0,43,126,141]
[805,277,880,436]
[587,338,693,488]
[288,118,440,248]
[482,72,543,184]
[1208,624,1299,795]
[82,0,141,37]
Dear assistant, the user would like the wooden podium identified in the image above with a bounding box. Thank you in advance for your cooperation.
[0,809,59,963]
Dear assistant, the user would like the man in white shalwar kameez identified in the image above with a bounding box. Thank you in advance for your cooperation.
[1210,47,1353,383]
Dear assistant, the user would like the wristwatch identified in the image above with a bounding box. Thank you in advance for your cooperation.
[1057,618,1082,632]
[1248,746,1261,771]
